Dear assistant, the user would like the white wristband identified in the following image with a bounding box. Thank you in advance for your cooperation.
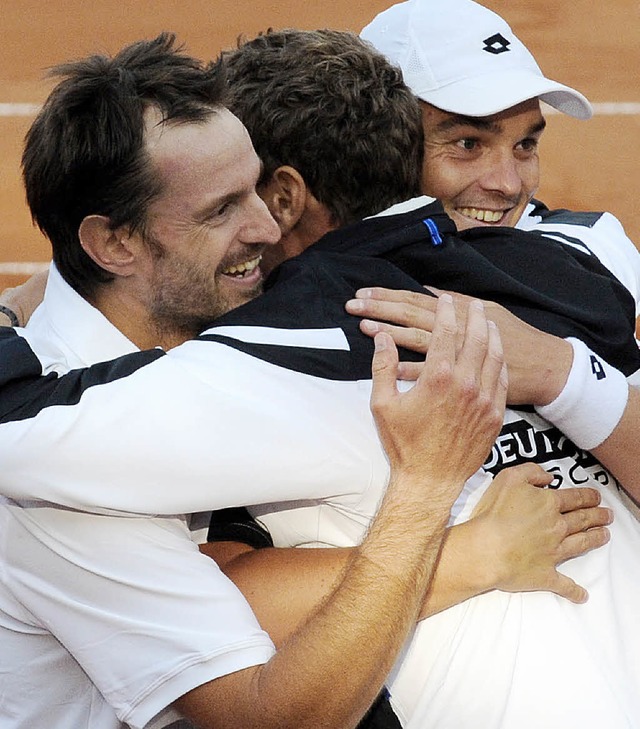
[535,337,629,450]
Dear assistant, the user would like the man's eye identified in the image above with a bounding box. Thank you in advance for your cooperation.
[518,138,539,153]
[456,138,478,151]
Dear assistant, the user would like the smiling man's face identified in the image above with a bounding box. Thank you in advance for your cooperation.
[420,98,546,231]
[138,107,281,340]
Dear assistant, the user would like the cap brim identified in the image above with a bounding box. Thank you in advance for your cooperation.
[407,69,593,120]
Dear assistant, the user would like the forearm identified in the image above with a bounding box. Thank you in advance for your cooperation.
[0,269,48,326]
[592,385,640,504]
[181,475,454,729]
[209,522,491,644]
[203,542,352,647]
[252,496,449,729]
[419,522,492,618]
[0,310,14,327]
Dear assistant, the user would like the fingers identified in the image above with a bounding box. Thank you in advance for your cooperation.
[457,299,489,374]
[455,299,507,417]
[547,520,612,602]
[359,319,431,355]
[556,486,602,512]
[484,321,508,412]
[347,287,437,356]
[396,361,424,381]
[370,332,400,415]
[346,288,438,336]
[557,525,611,564]
[519,462,554,488]
[419,293,456,379]
[548,573,589,604]
[355,287,438,307]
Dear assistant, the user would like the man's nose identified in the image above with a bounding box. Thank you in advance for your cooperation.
[478,151,522,198]
[244,193,282,245]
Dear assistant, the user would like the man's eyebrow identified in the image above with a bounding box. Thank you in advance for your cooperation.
[529,118,547,136]
[436,114,501,134]
[195,158,264,220]
[435,115,547,137]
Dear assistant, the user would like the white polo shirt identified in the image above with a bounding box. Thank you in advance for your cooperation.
[0,266,275,729]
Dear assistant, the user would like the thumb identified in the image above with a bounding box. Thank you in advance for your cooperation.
[552,572,588,604]
[523,463,554,488]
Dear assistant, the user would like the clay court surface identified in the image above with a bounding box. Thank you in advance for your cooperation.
[1,0,638,291]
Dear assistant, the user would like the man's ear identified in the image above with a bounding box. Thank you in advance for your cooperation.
[259,165,308,236]
[78,215,137,277]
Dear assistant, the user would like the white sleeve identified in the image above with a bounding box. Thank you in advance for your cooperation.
[0,504,274,728]
[0,336,388,515]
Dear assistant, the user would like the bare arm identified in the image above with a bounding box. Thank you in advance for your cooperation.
[175,296,506,729]
[203,462,611,648]
[345,286,640,503]
[0,269,48,326]
[591,387,640,506]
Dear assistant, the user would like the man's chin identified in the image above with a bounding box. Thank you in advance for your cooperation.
[218,283,264,317]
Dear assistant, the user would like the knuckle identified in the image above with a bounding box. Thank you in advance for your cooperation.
[438,319,458,339]
[467,328,489,350]
[431,359,455,387]
[487,346,505,368]
[458,374,481,403]
[413,328,428,350]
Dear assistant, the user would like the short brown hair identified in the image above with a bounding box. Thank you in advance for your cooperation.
[220,29,423,227]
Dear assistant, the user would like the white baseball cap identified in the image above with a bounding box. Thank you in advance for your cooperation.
[360,0,592,119]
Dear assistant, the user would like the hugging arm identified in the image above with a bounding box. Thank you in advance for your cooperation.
[0,269,48,326]
[205,461,610,650]
[346,286,640,506]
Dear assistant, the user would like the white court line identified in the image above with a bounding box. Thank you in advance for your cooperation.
[1,101,640,116]
[0,262,49,275]
[0,103,41,116]
[591,102,640,115]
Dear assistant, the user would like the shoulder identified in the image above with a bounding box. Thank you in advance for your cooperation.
[520,202,640,308]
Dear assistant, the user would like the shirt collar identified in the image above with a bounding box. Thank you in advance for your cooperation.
[31,264,139,366]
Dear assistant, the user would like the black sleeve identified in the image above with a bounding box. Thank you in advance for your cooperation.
[207,506,274,549]
[356,689,402,729]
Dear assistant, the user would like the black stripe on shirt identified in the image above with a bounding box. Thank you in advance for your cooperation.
[0,328,165,424]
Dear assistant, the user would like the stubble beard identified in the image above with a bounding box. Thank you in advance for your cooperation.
[149,256,263,345]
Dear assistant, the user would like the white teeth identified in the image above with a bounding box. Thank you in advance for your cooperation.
[458,207,504,223]
[222,255,262,276]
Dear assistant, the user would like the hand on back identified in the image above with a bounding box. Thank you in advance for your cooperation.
[370,293,507,507]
